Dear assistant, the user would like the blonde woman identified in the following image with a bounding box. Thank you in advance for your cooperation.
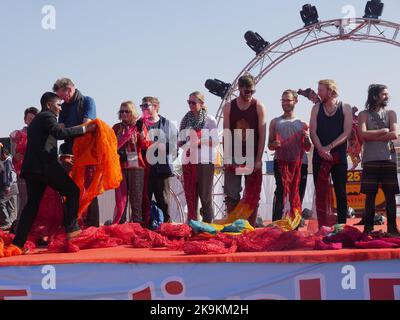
[179,92,218,223]
[112,101,151,224]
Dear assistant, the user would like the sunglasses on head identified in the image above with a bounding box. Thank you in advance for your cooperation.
[187,100,198,106]
[119,110,131,114]
[243,89,256,95]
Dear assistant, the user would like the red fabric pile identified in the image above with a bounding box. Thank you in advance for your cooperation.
[158,223,192,239]
[322,225,365,248]
[0,230,36,257]
[316,225,400,250]
[47,227,123,253]
[183,239,237,255]
[104,223,144,244]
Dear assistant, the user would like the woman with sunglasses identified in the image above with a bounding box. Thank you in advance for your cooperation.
[179,91,219,223]
[112,101,151,224]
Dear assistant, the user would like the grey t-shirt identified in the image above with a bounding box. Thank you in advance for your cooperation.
[361,109,397,163]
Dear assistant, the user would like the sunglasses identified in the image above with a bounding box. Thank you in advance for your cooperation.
[140,104,152,109]
[187,100,198,106]
[243,89,256,95]
[119,110,131,114]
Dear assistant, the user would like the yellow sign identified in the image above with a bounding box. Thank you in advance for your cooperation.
[332,170,386,212]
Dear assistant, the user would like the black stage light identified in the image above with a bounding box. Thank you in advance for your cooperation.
[363,0,384,19]
[205,79,231,99]
[300,4,320,27]
[244,31,270,55]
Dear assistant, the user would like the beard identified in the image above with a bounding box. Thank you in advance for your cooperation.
[380,99,389,107]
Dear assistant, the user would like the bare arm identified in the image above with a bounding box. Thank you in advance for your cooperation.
[267,119,278,151]
[256,102,267,163]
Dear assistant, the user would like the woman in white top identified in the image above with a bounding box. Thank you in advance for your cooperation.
[179,91,219,223]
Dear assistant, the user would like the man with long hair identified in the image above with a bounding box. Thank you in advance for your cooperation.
[358,84,399,236]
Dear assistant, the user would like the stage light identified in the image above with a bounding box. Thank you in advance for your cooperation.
[244,31,270,55]
[205,79,231,99]
[363,0,384,19]
[300,4,320,27]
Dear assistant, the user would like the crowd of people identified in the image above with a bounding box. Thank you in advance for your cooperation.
[0,75,399,254]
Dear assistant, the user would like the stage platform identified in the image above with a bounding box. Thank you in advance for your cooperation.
[0,219,399,300]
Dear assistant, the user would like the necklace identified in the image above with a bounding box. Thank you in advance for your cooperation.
[323,102,338,117]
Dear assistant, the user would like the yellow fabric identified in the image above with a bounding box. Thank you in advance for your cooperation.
[272,208,302,231]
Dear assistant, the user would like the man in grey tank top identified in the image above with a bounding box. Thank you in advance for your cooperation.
[268,90,311,225]
[358,84,399,236]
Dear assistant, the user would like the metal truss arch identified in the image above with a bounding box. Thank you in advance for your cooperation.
[215,18,400,126]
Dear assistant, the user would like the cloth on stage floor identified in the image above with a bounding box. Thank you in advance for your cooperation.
[104,223,144,244]
[355,240,399,249]
[158,223,192,239]
[183,238,237,255]
[0,229,35,257]
[314,239,342,250]
[189,219,254,236]
[321,225,366,248]
[236,227,318,252]
[48,227,123,253]
[317,224,400,249]
[71,119,123,219]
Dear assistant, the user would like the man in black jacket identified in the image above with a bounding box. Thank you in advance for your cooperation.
[12,92,96,251]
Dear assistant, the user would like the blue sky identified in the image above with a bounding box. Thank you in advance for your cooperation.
[1,0,399,150]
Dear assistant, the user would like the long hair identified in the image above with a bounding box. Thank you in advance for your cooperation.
[365,84,387,111]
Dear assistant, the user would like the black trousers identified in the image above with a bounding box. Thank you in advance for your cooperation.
[148,169,171,222]
[13,161,80,248]
[84,198,99,227]
[312,161,348,225]
[364,192,397,230]
[272,160,308,221]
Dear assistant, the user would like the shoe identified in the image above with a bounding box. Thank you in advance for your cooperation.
[104,219,113,226]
